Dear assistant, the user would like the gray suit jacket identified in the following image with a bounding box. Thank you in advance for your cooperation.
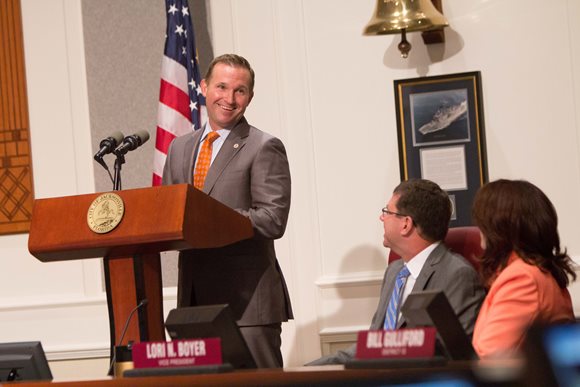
[308,243,485,365]
[162,117,293,326]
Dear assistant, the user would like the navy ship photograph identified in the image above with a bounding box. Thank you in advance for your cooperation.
[410,88,471,146]
[418,100,467,135]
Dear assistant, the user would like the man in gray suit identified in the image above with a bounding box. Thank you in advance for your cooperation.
[162,54,292,368]
[308,179,485,365]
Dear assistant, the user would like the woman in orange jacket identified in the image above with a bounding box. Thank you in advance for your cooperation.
[471,179,576,358]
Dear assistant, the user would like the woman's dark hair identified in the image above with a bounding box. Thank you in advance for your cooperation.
[472,179,576,287]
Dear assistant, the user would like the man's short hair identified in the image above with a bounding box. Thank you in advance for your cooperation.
[204,54,255,92]
[393,179,451,242]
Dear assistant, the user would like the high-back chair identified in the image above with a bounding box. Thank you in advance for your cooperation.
[388,226,482,271]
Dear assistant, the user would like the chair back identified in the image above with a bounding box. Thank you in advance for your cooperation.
[388,226,482,271]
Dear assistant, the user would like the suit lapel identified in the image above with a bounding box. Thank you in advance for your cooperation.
[184,129,203,184]
[396,243,447,328]
[202,118,250,194]
[412,244,446,290]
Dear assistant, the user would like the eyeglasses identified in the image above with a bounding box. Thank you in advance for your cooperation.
[381,207,409,218]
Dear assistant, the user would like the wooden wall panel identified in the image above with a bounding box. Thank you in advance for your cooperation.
[0,0,34,234]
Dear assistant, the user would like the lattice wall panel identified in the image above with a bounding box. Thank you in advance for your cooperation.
[0,0,34,235]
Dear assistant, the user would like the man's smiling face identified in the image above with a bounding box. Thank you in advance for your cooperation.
[201,63,254,131]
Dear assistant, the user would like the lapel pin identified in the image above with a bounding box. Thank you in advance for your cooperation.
[233,143,239,149]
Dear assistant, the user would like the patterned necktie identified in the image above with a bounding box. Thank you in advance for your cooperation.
[384,265,411,330]
[193,131,220,189]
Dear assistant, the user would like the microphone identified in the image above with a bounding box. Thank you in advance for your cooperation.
[114,130,150,156]
[94,131,124,161]
[107,299,148,376]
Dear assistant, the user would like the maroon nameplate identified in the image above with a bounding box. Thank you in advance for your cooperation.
[132,338,222,368]
[355,328,436,359]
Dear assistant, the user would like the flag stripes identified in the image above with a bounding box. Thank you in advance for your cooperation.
[152,0,206,185]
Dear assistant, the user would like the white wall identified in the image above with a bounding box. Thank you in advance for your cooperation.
[2,0,580,379]
[206,0,580,367]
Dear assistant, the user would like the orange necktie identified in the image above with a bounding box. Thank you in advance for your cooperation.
[193,131,220,189]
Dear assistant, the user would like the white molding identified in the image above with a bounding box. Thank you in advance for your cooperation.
[319,326,367,336]
[318,330,359,357]
[0,296,106,312]
[316,256,580,289]
[315,271,384,289]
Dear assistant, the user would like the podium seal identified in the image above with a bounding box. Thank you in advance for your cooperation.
[87,193,125,233]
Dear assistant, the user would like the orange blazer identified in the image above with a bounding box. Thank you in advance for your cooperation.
[472,252,574,358]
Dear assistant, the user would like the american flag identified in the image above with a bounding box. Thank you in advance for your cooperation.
[152,0,206,186]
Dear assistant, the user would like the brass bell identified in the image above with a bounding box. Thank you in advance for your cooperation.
[363,0,449,58]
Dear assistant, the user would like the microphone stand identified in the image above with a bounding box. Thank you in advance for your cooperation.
[109,151,125,375]
[113,153,125,191]
[107,299,149,376]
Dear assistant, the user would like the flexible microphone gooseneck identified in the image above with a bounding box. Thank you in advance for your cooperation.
[94,131,125,185]
[111,130,150,190]
[107,299,148,376]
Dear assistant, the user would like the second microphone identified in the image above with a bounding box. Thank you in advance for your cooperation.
[114,131,150,156]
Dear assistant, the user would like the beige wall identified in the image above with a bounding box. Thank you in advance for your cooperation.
[1,0,579,380]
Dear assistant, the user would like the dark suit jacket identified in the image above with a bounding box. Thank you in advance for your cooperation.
[308,243,485,365]
[162,117,293,326]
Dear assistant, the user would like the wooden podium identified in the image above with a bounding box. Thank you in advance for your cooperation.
[28,184,253,354]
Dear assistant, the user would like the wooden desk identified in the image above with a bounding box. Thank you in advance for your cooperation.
[7,364,480,386]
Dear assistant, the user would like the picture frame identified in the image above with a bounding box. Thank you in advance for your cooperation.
[394,71,488,227]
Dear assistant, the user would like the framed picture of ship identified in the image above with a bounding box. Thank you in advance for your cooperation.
[394,71,488,227]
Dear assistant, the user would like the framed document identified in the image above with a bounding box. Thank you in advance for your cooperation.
[394,71,488,227]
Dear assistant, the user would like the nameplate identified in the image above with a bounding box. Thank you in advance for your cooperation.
[132,338,222,368]
[355,328,436,359]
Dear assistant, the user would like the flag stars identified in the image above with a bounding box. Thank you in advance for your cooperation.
[182,6,189,16]
[196,84,202,95]
[175,24,185,36]
[189,78,197,89]
[168,4,178,15]
[182,46,187,55]
[190,100,198,111]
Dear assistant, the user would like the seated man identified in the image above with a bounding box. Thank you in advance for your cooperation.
[308,179,486,365]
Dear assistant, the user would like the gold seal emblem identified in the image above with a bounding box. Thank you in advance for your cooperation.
[87,193,125,234]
